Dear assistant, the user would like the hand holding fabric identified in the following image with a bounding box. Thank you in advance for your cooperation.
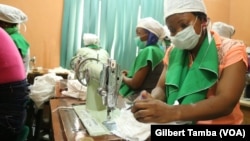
[131,90,176,123]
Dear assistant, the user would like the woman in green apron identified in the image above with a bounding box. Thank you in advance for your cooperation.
[119,17,166,102]
[131,0,248,125]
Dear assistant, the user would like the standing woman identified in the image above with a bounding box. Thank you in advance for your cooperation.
[131,0,248,125]
[0,4,30,74]
[119,17,166,102]
[0,27,30,140]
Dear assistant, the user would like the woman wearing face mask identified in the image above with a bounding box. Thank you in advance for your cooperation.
[119,17,166,102]
[131,0,248,125]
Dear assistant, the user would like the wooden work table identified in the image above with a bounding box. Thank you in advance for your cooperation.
[50,82,125,141]
[50,98,124,141]
[48,81,250,141]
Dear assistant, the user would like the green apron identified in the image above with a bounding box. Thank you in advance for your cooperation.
[166,36,219,105]
[119,45,164,97]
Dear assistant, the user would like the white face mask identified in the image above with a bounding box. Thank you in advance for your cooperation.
[170,17,201,50]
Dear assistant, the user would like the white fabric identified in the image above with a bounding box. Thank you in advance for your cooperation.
[29,73,63,108]
[164,0,207,20]
[83,33,100,46]
[0,4,27,23]
[111,109,151,141]
[136,17,166,40]
[212,22,235,38]
[61,79,87,100]
[112,105,191,141]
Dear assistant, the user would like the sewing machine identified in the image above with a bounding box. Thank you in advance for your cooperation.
[72,47,110,110]
[74,57,122,135]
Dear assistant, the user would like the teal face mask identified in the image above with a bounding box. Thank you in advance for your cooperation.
[135,37,146,49]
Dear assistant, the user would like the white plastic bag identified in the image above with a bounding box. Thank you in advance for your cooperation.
[29,73,63,108]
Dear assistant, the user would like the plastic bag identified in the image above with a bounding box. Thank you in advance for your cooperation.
[29,73,63,108]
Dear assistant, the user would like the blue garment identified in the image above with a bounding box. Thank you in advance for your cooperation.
[146,32,159,46]
[0,79,30,141]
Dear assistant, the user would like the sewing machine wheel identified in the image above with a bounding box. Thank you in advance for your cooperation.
[70,56,78,70]
[75,58,100,86]
[70,55,87,70]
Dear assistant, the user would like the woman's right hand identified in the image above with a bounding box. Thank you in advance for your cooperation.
[121,70,128,76]
[131,90,176,123]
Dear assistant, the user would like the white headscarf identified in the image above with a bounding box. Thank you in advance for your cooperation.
[136,17,166,40]
[0,4,27,23]
[83,33,100,46]
[163,25,170,37]
[212,22,235,38]
[164,0,207,20]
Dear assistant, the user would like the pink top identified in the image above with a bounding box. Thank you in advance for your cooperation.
[164,31,248,124]
[0,27,26,84]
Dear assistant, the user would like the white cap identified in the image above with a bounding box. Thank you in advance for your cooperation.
[212,22,235,38]
[246,47,250,54]
[0,4,27,23]
[164,0,207,20]
[136,17,166,40]
[83,33,99,46]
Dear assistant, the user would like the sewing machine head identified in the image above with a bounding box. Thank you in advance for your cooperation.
[75,57,122,132]
[75,57,122,112]
[98,59,122,112]
[98,58,122,131]
[75,57,106,111]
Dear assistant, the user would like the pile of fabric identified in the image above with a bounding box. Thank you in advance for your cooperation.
[29,73,63,108]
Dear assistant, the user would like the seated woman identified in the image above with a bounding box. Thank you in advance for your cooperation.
[119,17,166,102]
[71,33,110,70]
[131,0,247,125]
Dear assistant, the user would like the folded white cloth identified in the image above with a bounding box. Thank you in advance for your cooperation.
[112,102,191,141]
[61,79,87,100]
[111,109,151,141]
